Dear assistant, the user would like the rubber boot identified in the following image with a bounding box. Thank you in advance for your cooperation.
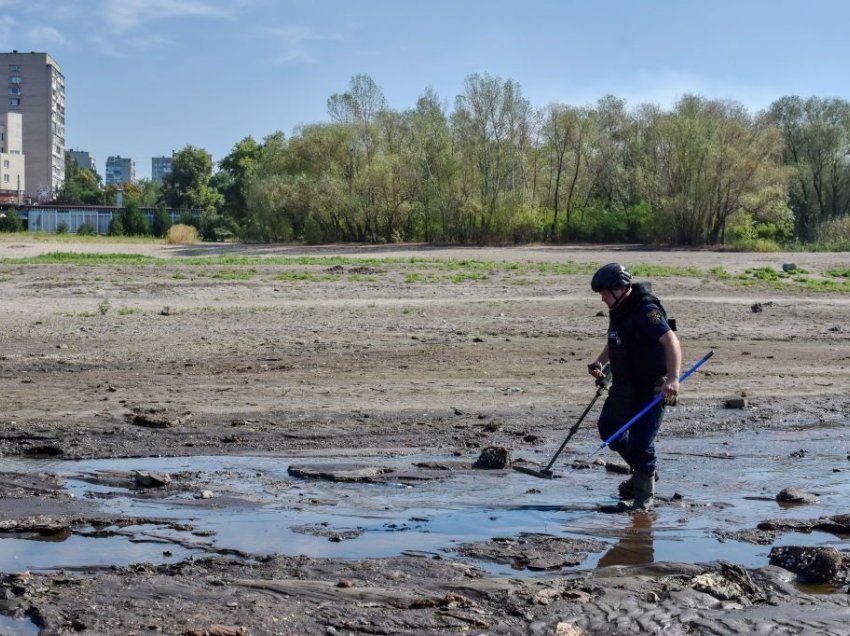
[631,471,655,510]
[619,471,659,500]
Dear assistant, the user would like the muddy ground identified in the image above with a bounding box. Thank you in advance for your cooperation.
[0,239,849,635]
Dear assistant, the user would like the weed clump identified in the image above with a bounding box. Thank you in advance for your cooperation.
[166,224,200,245]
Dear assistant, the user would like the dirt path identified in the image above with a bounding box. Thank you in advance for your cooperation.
[0,240,849,634]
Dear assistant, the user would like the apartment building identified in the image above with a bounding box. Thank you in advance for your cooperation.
[105,155,135,185]
[69,149,96,174]
[0,111,25,202]
[151,155,173,184]
[1,51,65,199]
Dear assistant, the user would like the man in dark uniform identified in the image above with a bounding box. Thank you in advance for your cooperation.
[587,263,681,510]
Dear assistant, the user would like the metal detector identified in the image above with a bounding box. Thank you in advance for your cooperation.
[513,365,611,479]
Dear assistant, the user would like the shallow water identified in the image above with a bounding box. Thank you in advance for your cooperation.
[0,615,39,636]
[2,421,848,577]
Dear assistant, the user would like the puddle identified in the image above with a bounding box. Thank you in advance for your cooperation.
[2,422,849,577]
[0,615,39,636]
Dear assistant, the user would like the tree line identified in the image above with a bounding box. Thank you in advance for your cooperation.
[52,74,850,247]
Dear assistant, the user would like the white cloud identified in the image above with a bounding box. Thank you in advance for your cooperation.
[268,25,341,64]
[26,25,65,45]
[100,0,231,34]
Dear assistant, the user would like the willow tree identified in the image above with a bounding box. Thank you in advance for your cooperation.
[768,96,850,240]
[451,73,531,242]
[409,88,460,242]
[540,103,594,240]
[637,95,786,245]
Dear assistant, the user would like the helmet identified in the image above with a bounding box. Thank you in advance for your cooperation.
[591,263,632,292]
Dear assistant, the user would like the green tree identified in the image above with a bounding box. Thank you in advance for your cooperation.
[138,179,162,207]
[57,152,104,205]
[284,123,361,241]
[409,88,459,241]
[636,95,787,245]
[214,136,264,227]
[121,198,149,236]
[160,145,224,213]
[767,96,850,240]
[151,206,172,238]
[540,104,594,240]
[451,73,532,242]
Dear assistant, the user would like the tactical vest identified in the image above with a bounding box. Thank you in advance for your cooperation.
[606,282,673,384]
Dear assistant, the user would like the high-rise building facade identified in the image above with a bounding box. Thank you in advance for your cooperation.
[0,51,65,200]
[0,112,25,202]
[69,149,96,175]
[151,155,173,184]
[105,155,135,185]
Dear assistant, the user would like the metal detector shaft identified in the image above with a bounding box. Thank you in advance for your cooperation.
[591,351,714,457]
[540,366,611,473]
[514,365,610,479]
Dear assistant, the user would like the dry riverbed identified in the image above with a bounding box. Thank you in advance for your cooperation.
[0,239,849,635]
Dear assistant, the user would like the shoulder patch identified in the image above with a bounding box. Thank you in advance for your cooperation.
[647,309,663,325]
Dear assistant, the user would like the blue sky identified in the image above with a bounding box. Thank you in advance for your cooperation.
[2,0,848,180]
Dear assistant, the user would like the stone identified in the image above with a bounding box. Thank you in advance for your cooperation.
[133,471,172,488]
[776,487,818,504]
[473,446,511,469]
[769,545,843,583]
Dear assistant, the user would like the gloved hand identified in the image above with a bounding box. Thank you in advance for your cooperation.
[655,375,679,406]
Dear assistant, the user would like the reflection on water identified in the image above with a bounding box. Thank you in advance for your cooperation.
[0,614,39,636]
[597,511,655,567]
[0,422,848,575]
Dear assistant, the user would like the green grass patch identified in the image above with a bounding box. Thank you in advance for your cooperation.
[709,265,730,279]
[826,268,850,278]
[210,268,257,280]
[404,272,423,284]
[630,264,703,278]
[739,266,789,282]
[451,272,489,283]
[0,251,158,265]
[117,307,143,315]
[273,271,339,282]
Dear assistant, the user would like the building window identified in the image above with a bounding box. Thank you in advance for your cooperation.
[8,98,20,106]
[9,87,21,95]
[9,76,21,84]
[2,160,8,168]
[3,175,9,184]
[9,64,21,72]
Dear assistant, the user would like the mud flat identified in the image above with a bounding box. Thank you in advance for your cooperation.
[0,240,849,634]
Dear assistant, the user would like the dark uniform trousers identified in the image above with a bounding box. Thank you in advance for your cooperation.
[597,380,663,474]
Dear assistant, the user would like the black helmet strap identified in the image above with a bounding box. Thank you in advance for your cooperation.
[608,285,631,311]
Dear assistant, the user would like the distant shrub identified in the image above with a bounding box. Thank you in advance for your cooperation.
[56,221,69,234]
[199,211,237,242]
[0,209,23,232]
[302,216,323,244]
[121,199,149,236]
[725,237,781,252]
[108,216,125,236]
[811,216,850,250]
[77,221,96,236]
[151,208,172,238]
[166,223,200,244]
